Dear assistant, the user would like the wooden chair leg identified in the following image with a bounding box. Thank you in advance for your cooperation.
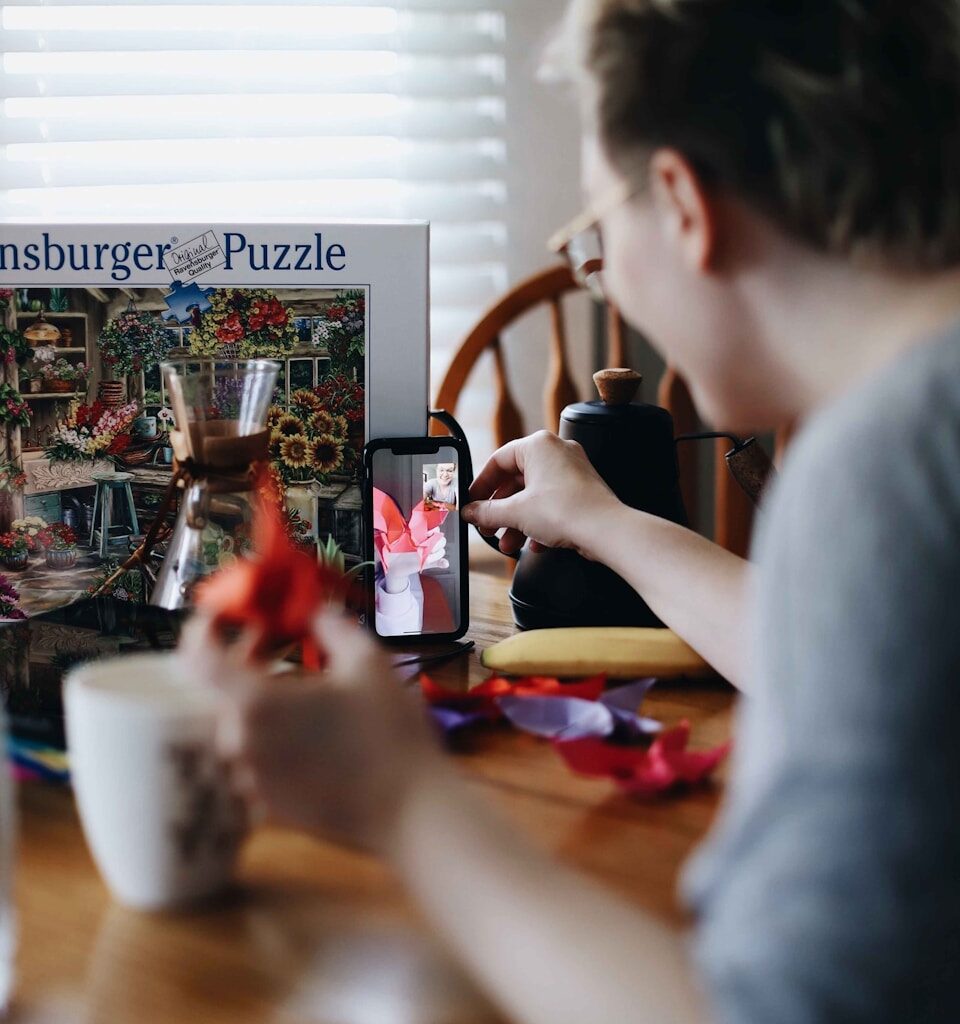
[606,304,626,368]
[545,296,578,431]
[714,437,755,557]
[658,368,699,527]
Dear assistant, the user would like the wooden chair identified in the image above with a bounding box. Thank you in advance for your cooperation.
[432,264,767,556]
[432,264,626,449]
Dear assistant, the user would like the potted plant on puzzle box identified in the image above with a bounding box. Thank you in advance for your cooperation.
[157,406,175,463]
[97,308,172,404]
[42,358,90,395]
[190,288,297,358]
[315,290,365,382]
[45,400,139,465]
[38,522,79,570]
[0,460,27,533]
[0,383,31,430]
[25,344,55,393]
[265,388,349,488]
[98,309,170,377]
[0,324,33,368]
[0,575,25,620]
[11,516,48,554]
[312,373,364,475]
[0,532,29,572]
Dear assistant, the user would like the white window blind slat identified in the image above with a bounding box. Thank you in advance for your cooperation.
[0,181,505,219]
[0,102,503,144]
[3,0,495,8]
[0,0,511,357]
[1,139,505,189]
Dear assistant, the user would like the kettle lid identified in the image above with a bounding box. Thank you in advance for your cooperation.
[562,368,657,422]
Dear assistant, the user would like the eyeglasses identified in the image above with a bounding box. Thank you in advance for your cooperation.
[547,179,638,300]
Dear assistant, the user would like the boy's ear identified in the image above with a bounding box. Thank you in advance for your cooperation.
[648,148,717,272]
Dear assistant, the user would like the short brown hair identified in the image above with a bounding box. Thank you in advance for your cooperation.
[567,0,960,269]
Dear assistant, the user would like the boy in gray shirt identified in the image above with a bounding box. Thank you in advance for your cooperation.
[193,3,960,1022]
[685,324,960,1022]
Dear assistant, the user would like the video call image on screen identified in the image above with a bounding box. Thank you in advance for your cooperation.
[371,447,461,636]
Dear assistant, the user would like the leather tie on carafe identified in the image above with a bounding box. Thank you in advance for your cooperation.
[168,424,270,528]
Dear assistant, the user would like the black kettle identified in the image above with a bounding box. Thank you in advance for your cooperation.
[508,368,686,630]
[437,368,773,631]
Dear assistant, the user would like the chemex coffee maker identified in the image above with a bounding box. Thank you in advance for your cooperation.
[503,368,771,630]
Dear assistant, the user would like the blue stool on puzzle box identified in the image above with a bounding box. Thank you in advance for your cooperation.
[89,472,140,559]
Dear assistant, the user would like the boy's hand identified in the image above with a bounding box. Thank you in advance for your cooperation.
[462,430,620,557]
[191,612,440,854]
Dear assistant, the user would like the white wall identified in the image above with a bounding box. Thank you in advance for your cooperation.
[442,1,593,471]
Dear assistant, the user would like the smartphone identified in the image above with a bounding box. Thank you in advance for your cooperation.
[364,436,469,643]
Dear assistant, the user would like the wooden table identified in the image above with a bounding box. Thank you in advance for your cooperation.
[11,571,736,1024]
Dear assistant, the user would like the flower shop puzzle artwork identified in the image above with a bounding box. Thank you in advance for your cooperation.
[0,222,429,587]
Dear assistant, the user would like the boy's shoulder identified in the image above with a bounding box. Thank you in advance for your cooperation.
[767,324,960,547]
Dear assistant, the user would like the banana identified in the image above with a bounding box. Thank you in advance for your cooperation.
[480,627,712,679]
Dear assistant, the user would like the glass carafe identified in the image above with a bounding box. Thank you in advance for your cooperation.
[151,359,279,610]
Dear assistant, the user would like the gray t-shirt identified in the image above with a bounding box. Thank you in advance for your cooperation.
[683,325,960,1023]
[424,478,458,506]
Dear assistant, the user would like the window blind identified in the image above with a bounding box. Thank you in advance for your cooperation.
[0,0,510,370]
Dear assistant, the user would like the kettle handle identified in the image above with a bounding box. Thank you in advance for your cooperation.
[429,409,520,560]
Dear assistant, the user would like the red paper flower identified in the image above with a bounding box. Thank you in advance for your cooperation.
[195,476,355,669]
[555,721,730,797]
[420,672,606,719]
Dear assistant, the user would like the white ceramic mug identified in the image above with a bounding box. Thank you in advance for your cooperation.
[64,653,246,911]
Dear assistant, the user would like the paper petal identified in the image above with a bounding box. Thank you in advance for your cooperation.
[599,678,657,712]
[373,487,408,545]
[496,679,662,742]
[428,705,497,737]
[602,710,658,742]
[195,479,349,662]
[511,674,606,701]
[497,694,615,740]
[420,672,606,707]
[554,720,730,797]
[599,679,661,739]
[409,499,448,543]
[648,722,731,786]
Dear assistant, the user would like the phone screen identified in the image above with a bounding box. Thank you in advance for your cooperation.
[370,444,463,638]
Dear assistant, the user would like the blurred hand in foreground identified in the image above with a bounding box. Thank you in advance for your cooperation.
[183,612,441,854]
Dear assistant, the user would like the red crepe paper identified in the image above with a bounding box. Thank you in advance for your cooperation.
[555,720,730,797]
[420,672,606,712]
[195,482,350,669]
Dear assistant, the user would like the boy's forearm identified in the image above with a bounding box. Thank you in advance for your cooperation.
[579,503,753,691]
[390,768,705,1024]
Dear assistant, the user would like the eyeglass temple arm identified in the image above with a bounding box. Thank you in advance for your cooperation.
[675,432,776,506]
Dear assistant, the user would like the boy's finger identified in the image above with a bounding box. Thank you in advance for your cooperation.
[312,608,388,683]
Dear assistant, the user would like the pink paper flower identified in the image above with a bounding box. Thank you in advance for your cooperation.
[373,489,448,572]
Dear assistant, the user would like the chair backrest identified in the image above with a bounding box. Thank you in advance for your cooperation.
[433,264,779,556]
[432,265,626,449]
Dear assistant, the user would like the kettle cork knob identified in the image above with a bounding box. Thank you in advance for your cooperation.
[593,367,642,405]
